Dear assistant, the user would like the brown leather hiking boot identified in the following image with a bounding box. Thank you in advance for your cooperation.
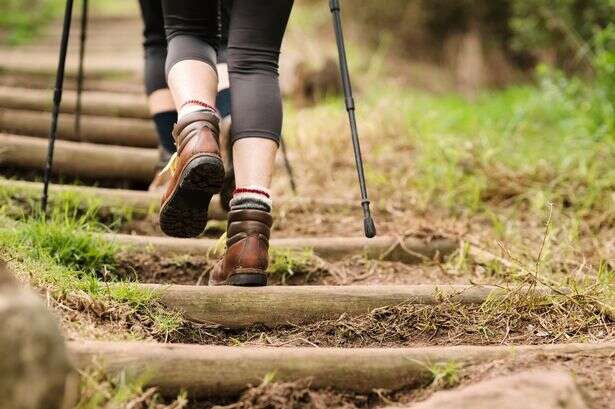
[159,111,225,238]
[209,209,273,286]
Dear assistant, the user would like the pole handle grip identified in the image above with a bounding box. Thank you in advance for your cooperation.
[364,216,377,238]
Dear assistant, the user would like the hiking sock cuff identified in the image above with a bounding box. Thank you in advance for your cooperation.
[229,186,272,213]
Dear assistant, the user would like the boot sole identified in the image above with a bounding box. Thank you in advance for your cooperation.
[160,154,224,238]
[227,273,268,287]
[211,271,268,287]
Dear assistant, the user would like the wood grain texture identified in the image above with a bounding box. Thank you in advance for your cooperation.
[69,341,615,397]
[135,284,552,328]
[0,87,150,119]
[0,133,157,181]
[0,109,156,147]
[108,233,459,264]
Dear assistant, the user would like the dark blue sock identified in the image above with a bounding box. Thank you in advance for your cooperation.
[153,111,178,155]
[216,87,231,119]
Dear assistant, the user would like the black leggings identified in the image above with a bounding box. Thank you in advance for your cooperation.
[161,0,294,145]
[138,0,232,97]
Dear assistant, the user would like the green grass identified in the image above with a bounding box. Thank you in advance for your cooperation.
[0,180,137,230]
[357,82,615,219]
[0,0,62,45]
[268,248,315,284]
[77,367,187,409]
[0,0,138,45]
[426,361,461,388]
[0,198,181,338]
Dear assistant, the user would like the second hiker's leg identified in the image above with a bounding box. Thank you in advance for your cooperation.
[138,0,177,192]
[210,0,294,286]
[158,0,224,238]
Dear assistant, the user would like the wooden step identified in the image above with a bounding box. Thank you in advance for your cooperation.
[0,53,138,79]
[68,341,615,397]
[0,134,294,183]
[135,284,549,328]
[0,75,144,94]
[0,109,156,147]
[0,179,353,219]
[110,233,458,265]
[0,87,149,119]
[0,133,157,182]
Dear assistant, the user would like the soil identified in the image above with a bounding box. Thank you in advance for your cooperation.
[113,250,475,287]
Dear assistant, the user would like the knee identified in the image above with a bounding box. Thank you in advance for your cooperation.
[227,47,279,76]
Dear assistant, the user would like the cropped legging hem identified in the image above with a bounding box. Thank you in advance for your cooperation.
[232,130,281,147]
[160,0,293,146]
[164,34,218,79]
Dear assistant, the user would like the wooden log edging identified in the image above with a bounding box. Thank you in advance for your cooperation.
[0,134,299,182]
[0,58,137,80]
[0,87,150,119]
[137,284,551,328]
[0,134,157,182]
[0,179,355,220]
[0,75,145,94]
[107,233,459,265]
[0,109,156,147]
[68,341,615,397]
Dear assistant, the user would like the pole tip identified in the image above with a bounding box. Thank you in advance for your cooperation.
[363,216,377,238]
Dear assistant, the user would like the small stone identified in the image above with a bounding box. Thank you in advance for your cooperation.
[397,370,589,409]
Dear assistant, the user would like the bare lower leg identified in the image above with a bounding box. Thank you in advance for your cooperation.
[148,88,175,115]
[167,60,218,115]
[233,138,278,189]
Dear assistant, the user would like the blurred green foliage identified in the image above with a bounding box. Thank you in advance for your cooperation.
[348,0,614,72]
[0,0,62,45]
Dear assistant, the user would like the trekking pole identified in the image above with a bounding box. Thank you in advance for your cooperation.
[42,0,75,213]
[328,0,376,238]
[74,0,89,140]
[279,137,297,194]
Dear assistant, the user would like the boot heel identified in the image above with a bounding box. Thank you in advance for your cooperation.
[180,155,225,193]
[227,272,268,287]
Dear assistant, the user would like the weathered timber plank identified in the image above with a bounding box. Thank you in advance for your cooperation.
[0,109,156,147]
[137,284,551,328]
[0,134,157,182]
[108,233,458,264]
[68,341,615,397]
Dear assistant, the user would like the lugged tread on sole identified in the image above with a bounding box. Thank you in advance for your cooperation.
[159,155,225,238]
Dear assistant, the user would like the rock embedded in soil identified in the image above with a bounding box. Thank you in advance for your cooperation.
[0,262,74,409]
[399,370,589,409]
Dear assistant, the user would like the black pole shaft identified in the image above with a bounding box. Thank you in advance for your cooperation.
[42,0,75,213]
[329,0,376,238]
[74,0,88,139]
[279,137,297,194]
